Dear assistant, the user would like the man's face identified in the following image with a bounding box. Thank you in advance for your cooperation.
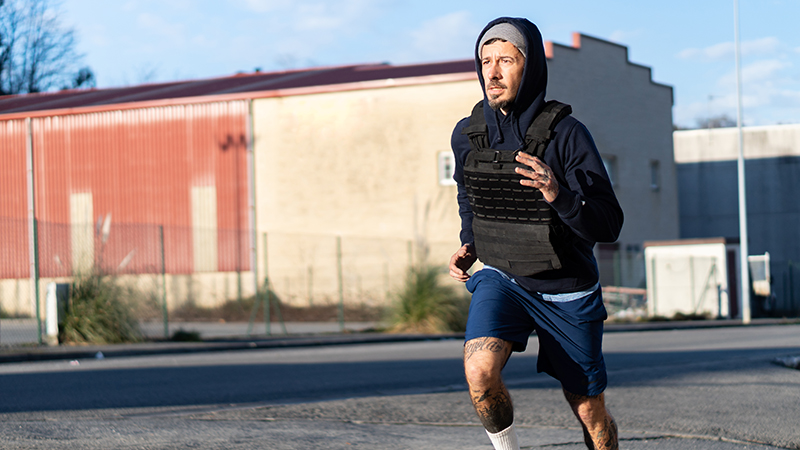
[481,40,525,114]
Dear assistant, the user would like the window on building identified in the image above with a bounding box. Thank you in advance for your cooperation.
[438,151,456,186]
[650,160,660,191]
[601,155,617,186]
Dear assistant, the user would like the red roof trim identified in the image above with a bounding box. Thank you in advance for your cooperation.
[0,72,477,120]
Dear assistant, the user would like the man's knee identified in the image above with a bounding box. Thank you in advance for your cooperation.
[463,337,512,389]
[563,389,607,422]
[464,358,501,389]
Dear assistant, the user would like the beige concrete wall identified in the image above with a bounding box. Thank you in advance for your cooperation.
[252,81,482,305]
[251,38,677,300]
[70,193,94,275]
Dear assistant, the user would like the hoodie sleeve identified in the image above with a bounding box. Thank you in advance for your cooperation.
[451,117,475,246]
[546,119,624,243]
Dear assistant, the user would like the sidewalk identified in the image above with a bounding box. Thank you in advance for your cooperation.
[1,317,797,365]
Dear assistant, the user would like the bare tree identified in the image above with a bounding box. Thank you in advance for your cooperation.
[696,114,738,129]
[0,0,93,95]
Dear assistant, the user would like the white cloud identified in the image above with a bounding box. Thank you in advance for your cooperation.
[676,56,800,127]
[403,11,480,62]
[677,37,781,61]
[718,59,789,87]
[677,42,734,60]
[771,89,800,108]
[236,0,380,34]
[608,29,644,45]
[121,1,139,13]
[238,0,280,13]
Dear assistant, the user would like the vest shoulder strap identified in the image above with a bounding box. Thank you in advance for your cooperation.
[461,100,572,158]
[461,101,488,149]
[525,100,572,158]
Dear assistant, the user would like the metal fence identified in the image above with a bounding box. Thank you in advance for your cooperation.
[1,216,665,346]
[1,217,455,345]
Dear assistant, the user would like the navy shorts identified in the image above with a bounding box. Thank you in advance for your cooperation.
[465,269,609,396]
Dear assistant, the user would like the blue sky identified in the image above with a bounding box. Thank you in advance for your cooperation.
[60,0,800,128]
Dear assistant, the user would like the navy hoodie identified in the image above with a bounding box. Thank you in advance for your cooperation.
[451,17,624,294]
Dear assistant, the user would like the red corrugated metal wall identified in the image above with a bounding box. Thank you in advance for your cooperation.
[0,101,250,278]
[0,119,30,278]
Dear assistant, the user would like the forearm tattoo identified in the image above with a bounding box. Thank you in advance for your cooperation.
[471,386,514,433]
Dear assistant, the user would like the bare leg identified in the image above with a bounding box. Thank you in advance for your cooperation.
[464,337,514,433]
[563,389,618,450]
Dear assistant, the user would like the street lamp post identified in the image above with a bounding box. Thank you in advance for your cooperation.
[734,0,751,324]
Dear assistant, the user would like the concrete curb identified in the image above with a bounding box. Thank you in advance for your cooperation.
[0,332,464,364]
[1,318,797,364]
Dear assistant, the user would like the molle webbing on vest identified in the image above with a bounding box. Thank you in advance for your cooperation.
[471,217,561,274]
[461,100,573,276]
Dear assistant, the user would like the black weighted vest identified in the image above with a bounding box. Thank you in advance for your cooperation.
[461,100,575,277]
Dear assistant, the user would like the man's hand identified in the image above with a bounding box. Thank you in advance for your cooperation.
[515,153,559,202]
[449,243,477,282]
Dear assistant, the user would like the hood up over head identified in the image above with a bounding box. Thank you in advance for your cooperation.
[474,17,548,146]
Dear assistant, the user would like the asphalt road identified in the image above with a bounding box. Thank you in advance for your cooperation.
[0,324,798,449]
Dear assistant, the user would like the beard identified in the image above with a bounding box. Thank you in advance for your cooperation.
[486,82,514,111]
[488,96,514,111]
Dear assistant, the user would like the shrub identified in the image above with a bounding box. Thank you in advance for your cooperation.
[60,273,143,344]
[388,265,469,333]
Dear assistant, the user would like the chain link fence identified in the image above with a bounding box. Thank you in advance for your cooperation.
[2,215,678,346]
[1,217,458,346]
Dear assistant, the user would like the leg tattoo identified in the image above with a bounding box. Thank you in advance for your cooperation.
[464,337,509,363]
[464,338,515,433]
[471,385,514,433]
[594,415,618,449]
[562,389,618,450]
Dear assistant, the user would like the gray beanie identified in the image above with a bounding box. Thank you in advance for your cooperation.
[478,22,527,59]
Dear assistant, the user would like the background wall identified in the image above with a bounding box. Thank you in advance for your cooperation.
[547,34,678,288]
[674,125,800,316]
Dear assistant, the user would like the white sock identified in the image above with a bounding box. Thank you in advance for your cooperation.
[485,422,520,450]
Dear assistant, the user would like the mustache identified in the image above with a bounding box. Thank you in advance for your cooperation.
[487,81,507,90]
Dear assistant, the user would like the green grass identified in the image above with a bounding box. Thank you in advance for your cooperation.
[387,265,469,333]
[60,273,144,344]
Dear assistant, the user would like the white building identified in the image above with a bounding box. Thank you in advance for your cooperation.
[674,124,800,316]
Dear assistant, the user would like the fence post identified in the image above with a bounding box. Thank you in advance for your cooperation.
[264,232,270,336]
[25,118,42,345]
[337,235,344,332]
[307,266,314,306]
[790,260,795,316]
[160,225,168,339]
[650,256,657,316]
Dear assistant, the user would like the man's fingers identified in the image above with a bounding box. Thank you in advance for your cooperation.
[515,166,547,184]
[449,244,475,282]
[449,265,469,282]
[516,152,541,167]
[515,153,547,171]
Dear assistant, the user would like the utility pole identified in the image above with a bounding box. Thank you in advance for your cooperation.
[734,0,751,324]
